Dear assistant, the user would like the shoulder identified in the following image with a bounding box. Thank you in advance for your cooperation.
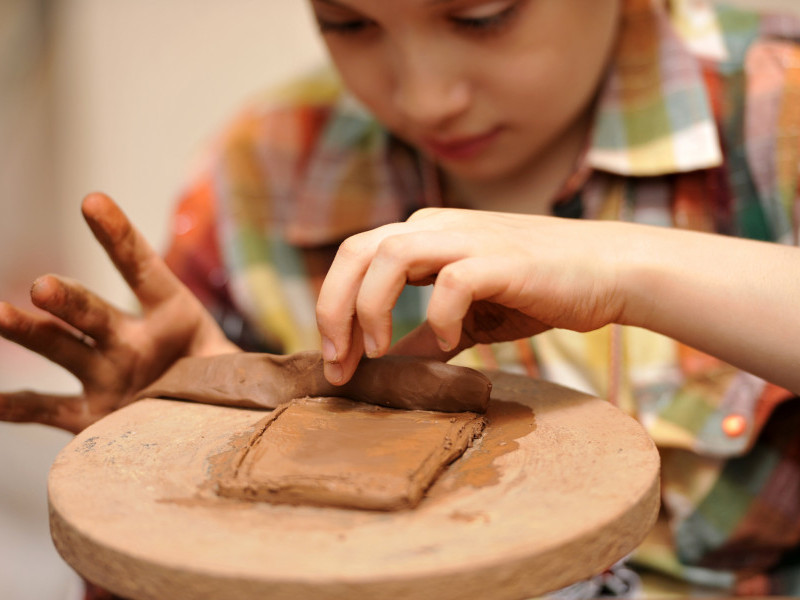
[672,2,800,124]
[671,1,800,114]
[670,1,800,70]
[670,2,800,242]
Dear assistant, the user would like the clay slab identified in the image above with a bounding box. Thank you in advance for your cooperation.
[216,397,485,510]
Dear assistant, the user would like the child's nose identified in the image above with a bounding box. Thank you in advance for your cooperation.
[391,49,470,129]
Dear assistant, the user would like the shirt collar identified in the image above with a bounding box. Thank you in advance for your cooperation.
[587,0,723,176]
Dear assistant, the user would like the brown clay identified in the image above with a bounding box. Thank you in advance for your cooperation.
[137,351,492,413]
[216,397,485,510]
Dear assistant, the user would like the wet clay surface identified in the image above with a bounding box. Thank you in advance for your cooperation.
[428,399,536,499]
[137,351,491,413]
[216,397,485,511]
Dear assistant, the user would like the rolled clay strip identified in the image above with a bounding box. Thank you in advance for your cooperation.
[136,351,492,413]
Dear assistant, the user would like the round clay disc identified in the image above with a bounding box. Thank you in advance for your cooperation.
[48,371,660,600]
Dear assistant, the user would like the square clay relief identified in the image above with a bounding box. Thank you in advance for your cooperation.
[215,396,486,510]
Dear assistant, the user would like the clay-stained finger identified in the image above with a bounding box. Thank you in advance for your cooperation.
[0,300,101,378]
[0,390,89,433]
[29,275,126,348]
[81,193,186,310]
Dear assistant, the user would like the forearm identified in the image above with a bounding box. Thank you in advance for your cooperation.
[618,225,800,394]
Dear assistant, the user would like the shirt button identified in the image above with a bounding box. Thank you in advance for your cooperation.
[722,414,747,437]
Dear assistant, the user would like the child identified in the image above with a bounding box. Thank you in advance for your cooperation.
[2,0,800,596]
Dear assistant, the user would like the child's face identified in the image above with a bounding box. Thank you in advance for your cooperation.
[310,0,620,186]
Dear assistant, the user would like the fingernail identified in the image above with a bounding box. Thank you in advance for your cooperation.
[364,335,380,359]
[30,278,43,297]
[30,276,54,302]
[325,361,343,384]
[321,336,337,363]
[437,336,452,352]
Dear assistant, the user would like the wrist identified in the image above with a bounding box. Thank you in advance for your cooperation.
[607,222,674,332]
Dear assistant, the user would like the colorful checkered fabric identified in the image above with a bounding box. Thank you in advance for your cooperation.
[164,0,800,595]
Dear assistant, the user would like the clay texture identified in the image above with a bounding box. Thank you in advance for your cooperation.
[137,351,491,413]
[216,397,486,510]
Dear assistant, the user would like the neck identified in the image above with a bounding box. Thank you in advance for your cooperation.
[441,109,592,216]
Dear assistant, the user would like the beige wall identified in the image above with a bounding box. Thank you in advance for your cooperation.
[1,1,800,599]
[52,0,326,308]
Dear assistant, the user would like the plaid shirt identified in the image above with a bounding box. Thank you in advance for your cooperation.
[165,0,800,595]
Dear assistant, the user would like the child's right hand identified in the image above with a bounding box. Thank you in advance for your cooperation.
[0,193,239,433]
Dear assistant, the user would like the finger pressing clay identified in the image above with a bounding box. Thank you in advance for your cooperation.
[137,351,491,413]
[215,396,486,510]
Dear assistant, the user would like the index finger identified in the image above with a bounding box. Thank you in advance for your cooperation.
[81,192,185,309]
[316,223,408,370]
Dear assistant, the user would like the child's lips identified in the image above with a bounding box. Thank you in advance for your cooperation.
[422,127,503,161]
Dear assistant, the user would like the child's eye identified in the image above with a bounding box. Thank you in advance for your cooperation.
[316,17,373,36]
[450,1,519,32]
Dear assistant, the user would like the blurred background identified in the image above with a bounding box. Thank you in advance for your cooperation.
[0,2,324,598]
[0,1,798,599]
